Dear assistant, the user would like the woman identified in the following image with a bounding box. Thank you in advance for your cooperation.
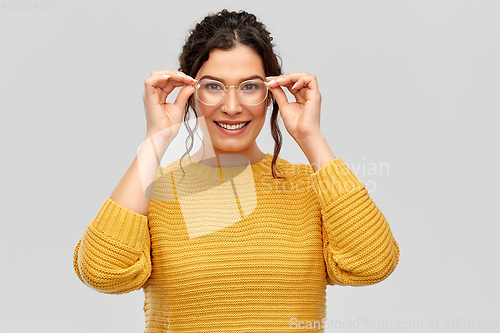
[73,9,399,332]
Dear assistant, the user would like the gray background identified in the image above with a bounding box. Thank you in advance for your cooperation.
[1,0,499,332]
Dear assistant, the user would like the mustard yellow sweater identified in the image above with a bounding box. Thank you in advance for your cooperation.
[73,153,399,332]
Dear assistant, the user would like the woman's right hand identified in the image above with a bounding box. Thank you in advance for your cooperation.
[142,71,197,141]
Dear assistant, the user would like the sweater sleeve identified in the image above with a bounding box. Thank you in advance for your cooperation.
[72,197,152,294]
[309,158,400,286]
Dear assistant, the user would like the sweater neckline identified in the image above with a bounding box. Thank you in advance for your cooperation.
[179,153,273,182]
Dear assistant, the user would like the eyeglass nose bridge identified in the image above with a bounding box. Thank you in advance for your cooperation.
[222,85,242,96]
[217,85,247,106]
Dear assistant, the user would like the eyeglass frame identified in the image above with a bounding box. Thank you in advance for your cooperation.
[194,79,270,107]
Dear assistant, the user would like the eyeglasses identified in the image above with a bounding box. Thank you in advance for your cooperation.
[195,79,269,107]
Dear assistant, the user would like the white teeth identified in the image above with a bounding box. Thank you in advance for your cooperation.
[216,121,249,130]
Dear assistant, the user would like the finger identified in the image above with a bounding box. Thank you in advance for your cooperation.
[144,72,196,99]
[145,70,196,90]
[290,74,319,92]
[268,85,290,109]
[267,72,308,88]
[150,70,197,85]
[276,74,319,99]
[156,72,197,91]
[269,73,321,105]
[265,76,280,83]
[266,75,285,85]
[172,71,197,84]
[173,85,196,110]
[159,76,192,96]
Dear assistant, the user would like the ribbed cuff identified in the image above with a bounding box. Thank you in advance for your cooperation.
[310,158,363,208]
[90,197,149,250]
[73,238,85,284]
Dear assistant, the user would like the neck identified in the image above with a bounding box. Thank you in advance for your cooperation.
[191,146,266,168]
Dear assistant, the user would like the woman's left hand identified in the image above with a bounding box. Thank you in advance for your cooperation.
[266,73,322,141]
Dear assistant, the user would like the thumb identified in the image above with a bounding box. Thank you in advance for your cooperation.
[173,85,196,110]
[269,86,290,110]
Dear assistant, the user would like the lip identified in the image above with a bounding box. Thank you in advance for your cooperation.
[214,120,251,135]
[214,120,251,125]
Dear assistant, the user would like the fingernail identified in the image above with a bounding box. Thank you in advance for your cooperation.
[187,75,196,81]
[269,79,276,85]
[177,72,186,77]
[292,82,298,90]
[276,77,283,82]
[163,75,171,78]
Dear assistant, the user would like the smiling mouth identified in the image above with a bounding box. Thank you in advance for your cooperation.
[214,121,251,130]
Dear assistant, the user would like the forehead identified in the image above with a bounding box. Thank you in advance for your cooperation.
[196,45,265,83]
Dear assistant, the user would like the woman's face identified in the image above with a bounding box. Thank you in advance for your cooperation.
[192,44,268,161]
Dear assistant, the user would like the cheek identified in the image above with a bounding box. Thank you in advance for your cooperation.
[193,101,207,117]
[253,106,267,123]
[193,102,218,125]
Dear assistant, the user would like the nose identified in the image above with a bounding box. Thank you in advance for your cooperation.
[221,86,242,114]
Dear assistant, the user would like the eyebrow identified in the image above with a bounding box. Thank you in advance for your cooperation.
[199,75,265,84]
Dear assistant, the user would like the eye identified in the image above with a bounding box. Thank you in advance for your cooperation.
[200,81,223,91]
[205,83,223,90]
[240,83,261,91]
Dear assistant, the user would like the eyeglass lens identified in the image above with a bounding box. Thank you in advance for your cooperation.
[196,80,268,106]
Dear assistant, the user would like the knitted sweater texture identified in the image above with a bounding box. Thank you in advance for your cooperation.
[73,153,400,332]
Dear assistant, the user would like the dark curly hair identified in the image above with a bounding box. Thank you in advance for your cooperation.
[177,9,286,181]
